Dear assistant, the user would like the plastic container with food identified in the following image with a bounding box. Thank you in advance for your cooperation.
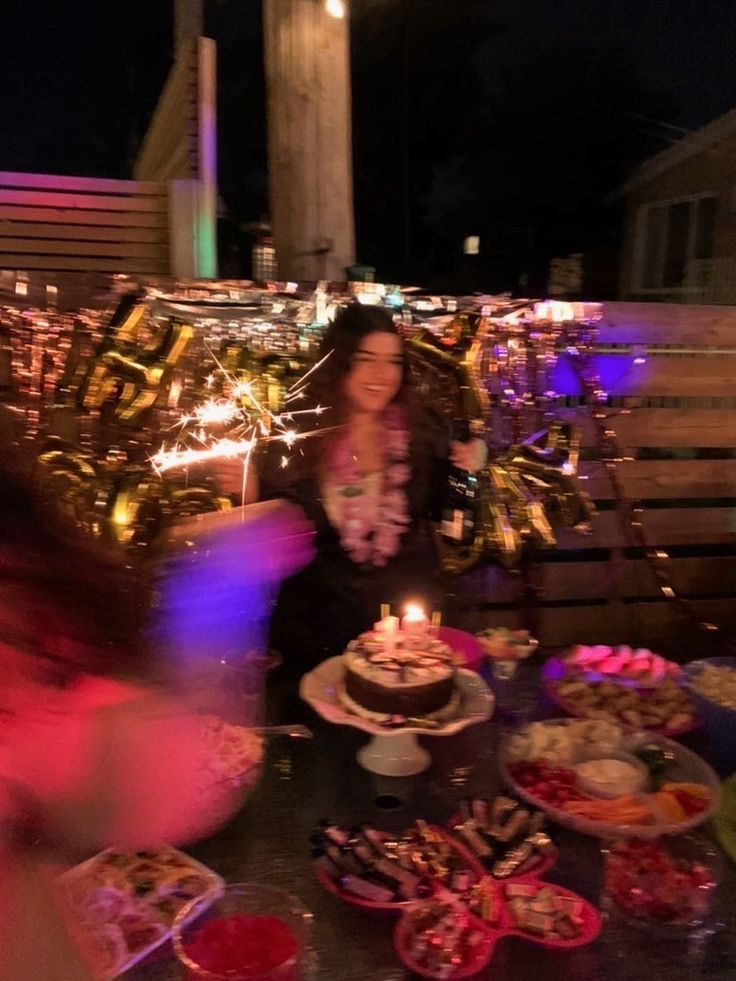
[602,836,722,932]
[683,657,736,770]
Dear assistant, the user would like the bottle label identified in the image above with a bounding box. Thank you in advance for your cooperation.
[442,510,465,541]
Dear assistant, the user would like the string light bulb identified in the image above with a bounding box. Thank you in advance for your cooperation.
[325,0,346,18]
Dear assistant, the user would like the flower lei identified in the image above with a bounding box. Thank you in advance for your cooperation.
[330,404,411,566]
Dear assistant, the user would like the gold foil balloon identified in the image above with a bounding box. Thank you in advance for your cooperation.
[433,469,523,575]
[501,423,597,533]
[407,320,489,422]
[35,437,109,538]
[6,283,602,570]
[77,294,193,426]
[436,425,595,576]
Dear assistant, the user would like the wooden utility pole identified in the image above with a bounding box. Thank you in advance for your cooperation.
[263,0,356,281]
[175,0,203,49]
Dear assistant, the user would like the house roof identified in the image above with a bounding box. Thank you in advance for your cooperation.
[618,106,736,195]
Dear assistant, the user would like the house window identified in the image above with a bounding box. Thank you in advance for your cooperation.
[636,195,717,290]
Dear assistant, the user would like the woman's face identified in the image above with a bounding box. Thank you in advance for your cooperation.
[343,331,404,415]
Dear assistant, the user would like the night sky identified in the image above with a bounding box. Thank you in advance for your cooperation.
[2,0,736,288]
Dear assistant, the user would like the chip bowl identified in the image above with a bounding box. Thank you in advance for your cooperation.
[683,657,736,771]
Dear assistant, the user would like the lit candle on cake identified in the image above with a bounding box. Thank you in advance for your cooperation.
[402,603,429,638]
[374,614,399,654]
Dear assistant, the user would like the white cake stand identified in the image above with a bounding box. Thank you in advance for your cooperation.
[299,657,494,776]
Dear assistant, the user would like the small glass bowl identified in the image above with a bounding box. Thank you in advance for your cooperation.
[476,629,538,680]
[172,883,313,980]
[601,835,722,932]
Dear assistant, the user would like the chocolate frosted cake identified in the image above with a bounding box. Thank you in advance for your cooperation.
[342,629,458,718]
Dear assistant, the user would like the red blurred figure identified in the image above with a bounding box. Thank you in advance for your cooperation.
[0,464,269,978]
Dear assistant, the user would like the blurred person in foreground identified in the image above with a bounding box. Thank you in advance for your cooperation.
[215,304,487,672]
[0,464,313,978]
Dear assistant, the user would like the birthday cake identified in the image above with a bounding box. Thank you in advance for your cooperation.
[341,625,459,720]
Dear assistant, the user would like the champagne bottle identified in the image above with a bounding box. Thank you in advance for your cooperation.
[441,419,478,546]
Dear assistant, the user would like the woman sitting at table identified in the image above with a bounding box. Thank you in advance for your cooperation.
[217,303,487,669]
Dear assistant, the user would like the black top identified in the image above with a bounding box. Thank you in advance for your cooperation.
[265,408,451,668]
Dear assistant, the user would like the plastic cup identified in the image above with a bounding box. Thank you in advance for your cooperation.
[172,883,313,980]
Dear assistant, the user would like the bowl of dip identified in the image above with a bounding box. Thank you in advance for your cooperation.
[573,748,649,799]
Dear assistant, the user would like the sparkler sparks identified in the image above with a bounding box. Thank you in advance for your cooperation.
[152,438,257,473]
[286,349,332,394]
[149,348,333,496]
[190,398,241,427]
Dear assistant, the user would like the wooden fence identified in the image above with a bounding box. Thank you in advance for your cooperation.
[458,302,736,653]
[134,38,200,183]
[0,171,170,275]
[0,36,216,279]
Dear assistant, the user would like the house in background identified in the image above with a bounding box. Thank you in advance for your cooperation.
[618,108,736,303]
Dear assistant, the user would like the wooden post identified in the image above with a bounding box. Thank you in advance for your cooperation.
[263,0,356,281]
[175,0,203,48]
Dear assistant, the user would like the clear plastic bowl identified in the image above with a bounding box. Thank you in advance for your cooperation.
[602,835,722,932]
[172,883,313,981]
[683,657,736,770]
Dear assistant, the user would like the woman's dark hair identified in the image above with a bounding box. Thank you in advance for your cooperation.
[307,304,412,421]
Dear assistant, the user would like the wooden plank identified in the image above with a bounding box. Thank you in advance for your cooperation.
[533,598,736,648]
[135,45,198,182]
[195,36,217,277]
[454,607,525,636]
[0,189,168,213]
[144,141,194,185]
[599,302,736,346]
[579,460,736,500]
[0,222,167,244]
[0,206,168,229]
[554,407,736,449]
[553,508,736,549]
[0,171,165,197]
[455,564,521,606]
[533,556,736,602]
[0,238,168,259]
[466,598,736,649]
[552,353,736,398]
[0,255,169,273]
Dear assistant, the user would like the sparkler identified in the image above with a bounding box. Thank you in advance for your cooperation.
[150,347,332,496]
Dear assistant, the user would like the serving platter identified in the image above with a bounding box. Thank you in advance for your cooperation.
[542,653,699,738]
[499,718,721,839]
[57,846,223,979]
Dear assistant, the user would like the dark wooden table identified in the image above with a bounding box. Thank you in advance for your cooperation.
[132,659,736,980]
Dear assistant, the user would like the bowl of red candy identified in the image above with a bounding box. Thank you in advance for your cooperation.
[172,883,312,980]
[602,836,721,931]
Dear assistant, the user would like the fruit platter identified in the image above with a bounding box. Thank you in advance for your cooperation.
[542,645,698,736]
[57,846,223,979]
[394,876,601,979]
[500,718,720,839]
